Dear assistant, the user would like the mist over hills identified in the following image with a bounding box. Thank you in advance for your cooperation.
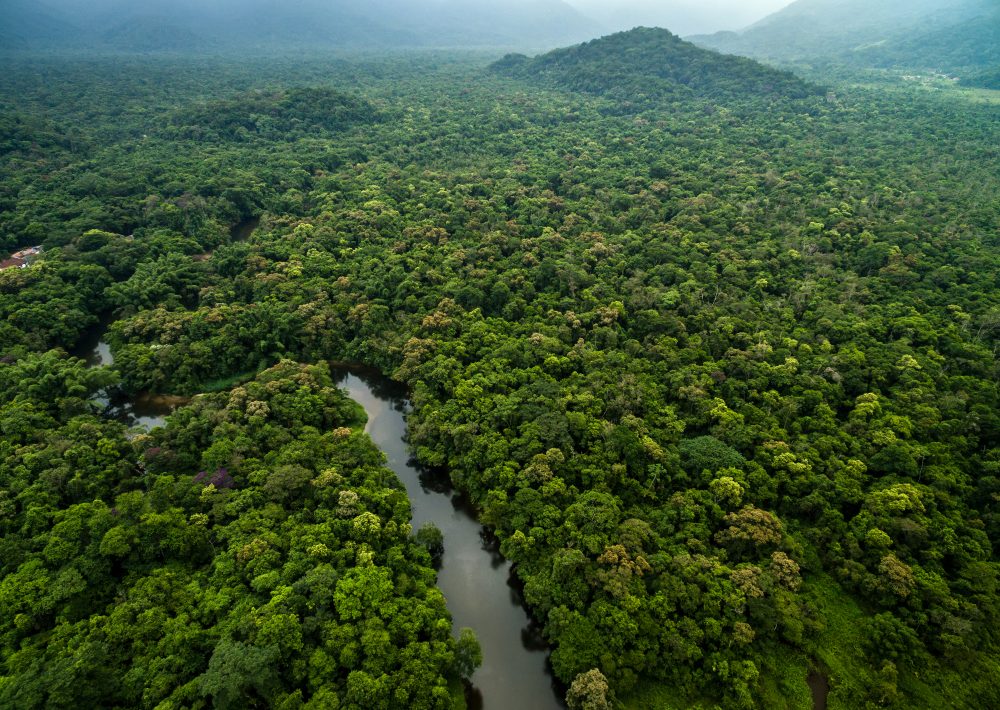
[691,0,998,77]
[567,0,792,37]
[860,10,1000,77]
[0,0,603,52]
[100,17,205,53]
[0,0,78,50]
[4,0,996,83]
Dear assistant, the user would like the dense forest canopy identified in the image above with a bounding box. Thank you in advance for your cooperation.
[492,28,819,103]
[856,11,1000,76]
[1,14,1000,710]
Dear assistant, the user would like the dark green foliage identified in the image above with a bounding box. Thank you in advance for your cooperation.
[453,628,483,679]
[1,33,1000,709]
[858,9,1000,74]
[0,259,111,349]
[0,360,469,709]
[963,67,1000,90]
[679,436,746,475]
[167,87,381,143]
[493,28,819,105]
[416,522,445,566]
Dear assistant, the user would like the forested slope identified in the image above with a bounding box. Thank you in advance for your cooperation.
[1,35,1000,709]
[691,0,993,64]
[858,11,1000,74]
[690,0,1000,88]
[964,68,1000,90]
[493,28,818,103]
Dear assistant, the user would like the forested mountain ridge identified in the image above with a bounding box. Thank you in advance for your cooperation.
[691,0,997,77]
[0,0,80,51]
[965,66,1000,90]
[0,0,603,52]
[101,17,205,53]
[857,9,1000,76]
[2,24,1000,710]
[492,28,819,105]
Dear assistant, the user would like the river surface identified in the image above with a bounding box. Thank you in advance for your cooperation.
[77,216,260,429]
[75,213,562,707]
[76,320,186,430]
[331,366,564,710]
[808,670,830,710]
[77,340,564,706]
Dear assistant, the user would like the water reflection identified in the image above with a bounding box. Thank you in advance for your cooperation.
[331,365,565,710]
[76,323,186,432]
[73,341,565,705]
[103,391,190,431]
[808,670,830,710]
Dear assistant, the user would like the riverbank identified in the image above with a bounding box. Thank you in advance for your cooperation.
[332,365,564,710]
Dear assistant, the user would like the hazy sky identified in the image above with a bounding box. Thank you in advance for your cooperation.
[21,0,801,45]
[566,0,796,36]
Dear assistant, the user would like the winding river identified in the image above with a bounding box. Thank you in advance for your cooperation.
[79,312,563,704]
[332,366,564,710]
[76,323,186,430]
[74,214,833,710]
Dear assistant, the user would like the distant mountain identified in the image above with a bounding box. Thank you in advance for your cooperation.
[0,0,81,50]
[2,0,605,53]
[426,0,602,47]
[217,0,410,49]
[691,0,994,65]
[567,0,791,37]
[859,10,1000,74]
[102,17,205,52]
[492,27,820,105]
[964,67,1000,90]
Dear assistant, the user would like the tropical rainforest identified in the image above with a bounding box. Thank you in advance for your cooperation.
[2,8,1000,710]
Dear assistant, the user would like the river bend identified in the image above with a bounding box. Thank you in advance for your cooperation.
[332,367,563,710]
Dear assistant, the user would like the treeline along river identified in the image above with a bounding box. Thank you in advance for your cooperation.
[77,311,564,707]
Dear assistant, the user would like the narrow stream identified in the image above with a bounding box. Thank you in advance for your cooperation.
[75,215,260,430]
[331,366,564,710]
[75,319,185,430]
[808,670,830,710]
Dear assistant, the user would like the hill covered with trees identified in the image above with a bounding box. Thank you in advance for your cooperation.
[964,67,1000,90]
[858,10,1000,75]
[492,28,819,105]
